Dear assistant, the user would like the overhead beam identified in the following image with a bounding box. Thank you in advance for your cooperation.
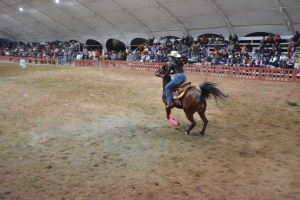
[0,2,52,41]
[274,0,294,34]
[148,0,188,36]
[45,0,86,42]
[46,0,105,44]
[0,28,17,40]
[72,0,129,47]
[205,0,235,35]
[110,0,153,38]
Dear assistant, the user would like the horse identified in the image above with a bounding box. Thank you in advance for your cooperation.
[155,65,228,136]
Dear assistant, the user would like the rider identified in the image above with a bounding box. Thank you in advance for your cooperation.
[164,51,187,108]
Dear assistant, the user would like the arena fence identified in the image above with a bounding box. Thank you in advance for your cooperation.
[0,56,299,83]
[75,60,300,83]
[0,56,75,65]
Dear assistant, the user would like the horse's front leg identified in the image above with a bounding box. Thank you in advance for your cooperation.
[165,107,171,119]
[166,107,180,127]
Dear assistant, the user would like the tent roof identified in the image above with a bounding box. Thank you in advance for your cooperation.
[0,0,299,46]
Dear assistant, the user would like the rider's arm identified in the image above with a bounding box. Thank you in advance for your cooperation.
[164,62,175,77]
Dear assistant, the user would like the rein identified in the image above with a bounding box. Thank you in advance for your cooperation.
[155,68,164,78]
[155,73,163,78]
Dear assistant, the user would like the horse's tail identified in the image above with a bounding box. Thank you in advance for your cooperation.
[199,80,228,104]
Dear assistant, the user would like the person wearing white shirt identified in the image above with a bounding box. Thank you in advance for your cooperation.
[279,53,287,62]
[268,55,278,68]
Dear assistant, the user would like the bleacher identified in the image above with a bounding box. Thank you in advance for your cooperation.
[206,35,293,55]
[237,35,292,53]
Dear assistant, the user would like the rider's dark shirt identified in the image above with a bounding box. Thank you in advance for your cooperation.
[164,58,184,76]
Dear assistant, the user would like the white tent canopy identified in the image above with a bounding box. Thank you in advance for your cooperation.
[0,0,299,46]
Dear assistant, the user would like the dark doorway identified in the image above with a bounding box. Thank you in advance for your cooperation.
[130,38,147,51]
[86,39,103,51]
[106,39,126,53]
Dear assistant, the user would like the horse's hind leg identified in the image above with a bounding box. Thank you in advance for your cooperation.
[184,112,196,135]
[198,106,208,136]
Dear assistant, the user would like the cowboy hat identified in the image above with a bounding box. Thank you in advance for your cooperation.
[167,51,181,58]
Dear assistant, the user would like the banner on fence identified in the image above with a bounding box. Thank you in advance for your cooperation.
[19,59,26,68]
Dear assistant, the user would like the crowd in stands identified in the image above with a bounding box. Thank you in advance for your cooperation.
[101,31,299,72]
[0,31,300,71]
[0,40,84,65]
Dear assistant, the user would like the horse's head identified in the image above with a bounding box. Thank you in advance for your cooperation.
[155,64,172,83]
[155,65,168,77]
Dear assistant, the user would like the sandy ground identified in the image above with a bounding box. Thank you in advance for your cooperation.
[0,62,300,200]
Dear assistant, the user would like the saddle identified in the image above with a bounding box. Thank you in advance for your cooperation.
[172,81,195,101]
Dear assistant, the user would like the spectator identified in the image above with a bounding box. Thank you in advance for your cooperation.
[117,50,123,60]
[247,56,255,67]
[232,41,241,53]
[278,59,287,68]
[261,36,266,44]
[218,34,225,44]
[264,37,274,47]
[232,34,238,43]
[286,57,294,68]
[123,51,127,61]
[287,39,295,57]
[110,51,116,60]
[63,51,68,64]
[140,53,146,62]
[273,41,282,55]
[209,35,216,47]
[245,42,253,53]
[199,47,206,58]
[241,51,250,59]
[202,35,208,45]
[255,57,264,68]
[94,49,99,60]
[240,55,248,66]
[294,56,300,74]
[214,54,221,65]
[205,54,212,65]
[192,43,200,60]
[80,51,84,59]
[269,55,278,68]
[263,46,272,60]
[273,33,281,43]
[292,47,300,59]
[228,34,233,42]
[214,41,221,51]
[226,41,234,54]
[292,31,299,43]
[84,51,89,59]
[220,51,228,65]
[100,54,105,60]
[241,44,247,52]
[262,57,269,68]
[279,52,287,62]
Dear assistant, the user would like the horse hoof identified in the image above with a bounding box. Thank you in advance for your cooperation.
[200,131,205,136]
[184,131,189,136]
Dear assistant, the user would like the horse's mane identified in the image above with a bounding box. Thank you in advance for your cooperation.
[161,64,172,82]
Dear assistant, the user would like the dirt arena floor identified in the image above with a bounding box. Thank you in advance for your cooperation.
[0,62,300,200]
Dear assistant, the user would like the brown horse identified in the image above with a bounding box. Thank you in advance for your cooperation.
[155,65,228,136]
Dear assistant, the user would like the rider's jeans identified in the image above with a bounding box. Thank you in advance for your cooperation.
[165,73,187,103]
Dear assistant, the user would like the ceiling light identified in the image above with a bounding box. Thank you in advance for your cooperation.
[19,8,23,11]
[55,0,59,3]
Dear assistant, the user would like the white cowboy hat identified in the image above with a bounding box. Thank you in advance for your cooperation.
[167,51,181,58]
